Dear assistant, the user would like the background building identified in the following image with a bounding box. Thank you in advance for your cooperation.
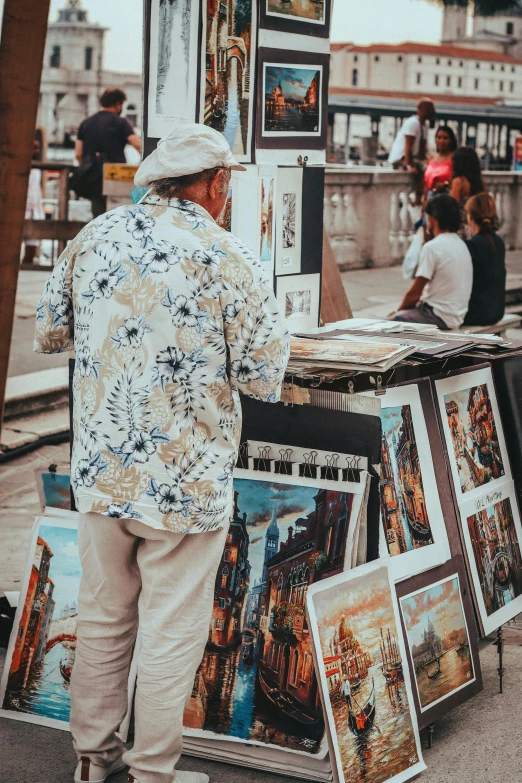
[38,0,142,146]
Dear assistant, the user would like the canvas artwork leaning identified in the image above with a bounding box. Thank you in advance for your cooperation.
[183,469,365,755]
[400,575,475,712]
[307,562,425,783]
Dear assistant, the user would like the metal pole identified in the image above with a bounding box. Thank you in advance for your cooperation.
[0,0,52,432]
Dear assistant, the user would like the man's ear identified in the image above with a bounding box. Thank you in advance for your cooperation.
[208,170,223,199]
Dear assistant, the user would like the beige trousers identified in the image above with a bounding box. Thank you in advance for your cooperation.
[70,512,228,783]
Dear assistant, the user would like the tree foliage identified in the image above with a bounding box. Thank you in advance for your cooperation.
[234,0,252,36]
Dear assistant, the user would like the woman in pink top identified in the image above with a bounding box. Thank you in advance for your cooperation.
[424,125,457,197]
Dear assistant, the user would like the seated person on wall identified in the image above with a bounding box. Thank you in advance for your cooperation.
[463,193,506,327]
[389,194,473,330]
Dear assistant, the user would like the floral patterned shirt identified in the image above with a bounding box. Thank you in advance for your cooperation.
[34,196,289,533]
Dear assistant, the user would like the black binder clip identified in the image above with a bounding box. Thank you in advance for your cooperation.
[275,448,293,475]
[321,453,340,481]
[236,442,249,470]
[299,450,318,479]
[254,445,272,472]
[343,456,362,483]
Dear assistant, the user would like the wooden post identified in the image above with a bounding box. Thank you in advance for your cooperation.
[0,0,51,432]
[320,227,353,325]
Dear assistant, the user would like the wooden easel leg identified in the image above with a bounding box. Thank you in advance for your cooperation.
[494,625,505,694]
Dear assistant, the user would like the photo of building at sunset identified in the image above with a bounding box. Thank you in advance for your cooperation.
[264,65,321,133]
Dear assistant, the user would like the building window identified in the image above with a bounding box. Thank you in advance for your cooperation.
[446,75,451,87]
[416,73,421,85]
[491,64,495,71]
[352,68,358,86]
[500,81,504,92]
[374,55,380,62]
[448,59,452,66]
[512,66,516,73]
[458,77,463,88]
[291,650,300,685]
[353,55,358,62]
[50,45,60,68]
[475,78,479,89]
[418,56,422,63]
[501,65,505,72]
[459,61,464,67]
[434,75,439,86]
[511,81,515,92]
[215,618,224,630]
[226,533,233,544]
[507,22,514,35]
[398,55,403,62]
[85,46,93,70]
[436,57,440,65]
[218,598,226,609]
[220,566,229,588]
[476,62,480,69]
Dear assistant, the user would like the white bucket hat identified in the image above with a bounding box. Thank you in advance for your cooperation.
[134,122,246,187]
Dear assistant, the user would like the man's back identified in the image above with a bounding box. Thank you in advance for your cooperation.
[417,232,473,330]
[34,195,289,532]
[77,110,134,163]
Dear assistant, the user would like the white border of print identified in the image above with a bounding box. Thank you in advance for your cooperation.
[276,273,320,333]
[306,560,426,783]
[368,384,451,582]
[0,514,77,731]
[459,479,522,635]
[199,0,257,162]
[147,0,200,137]
[266,0,325,24]
[400,572,476,713]
[435,367,511,504]
[275,167,303,276]
[262,63,323,138]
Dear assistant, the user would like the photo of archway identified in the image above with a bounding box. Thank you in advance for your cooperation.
[183,469,365,755]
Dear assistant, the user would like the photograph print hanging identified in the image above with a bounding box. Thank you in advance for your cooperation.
[257,49,329,151]
[459,479,522,635]
[276,273,320,332]
[275,167,303,275]
[260,0,332,38]
[376,384,451,582]
[200,0,257,162]
[307,561,425,783]
[435,367,511,503]
[146,0,201,137]
[183,468,365,756]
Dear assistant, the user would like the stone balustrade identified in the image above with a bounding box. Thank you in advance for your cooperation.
[324,168,522,271]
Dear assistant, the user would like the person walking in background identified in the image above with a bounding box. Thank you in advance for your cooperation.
[22,138,46,265]
[73,88,141,218]
[389,98,436,201]
[390,194,472,330]
[450,146,487,239]
[35,123,289,783]
[463,193,506,327]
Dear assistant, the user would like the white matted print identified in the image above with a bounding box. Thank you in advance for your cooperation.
[275,167,302,275]
[147,0,200,137]
[307,561,425,783]
[262,63,323,138]
[276,273,320,332]
[400,573,476,713]
[459,479,522,635]
[435,367,510,504]
[377,384,451,582]
[200,0,257,162]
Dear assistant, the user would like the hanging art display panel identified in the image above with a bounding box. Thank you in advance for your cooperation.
[183,467,367,757]
[199,0,257,163]
[397,558,482,730]
[306,560,425,783]
[260,0,333,38]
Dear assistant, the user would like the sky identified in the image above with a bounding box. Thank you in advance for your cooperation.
[36,523,81,617]
[38,0,444,74]
[400,576,467,648]
[265,66,318,101]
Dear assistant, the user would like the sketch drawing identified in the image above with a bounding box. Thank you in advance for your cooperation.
[282,193,296,248]
[156,0,193,115]
[285,290,312,318]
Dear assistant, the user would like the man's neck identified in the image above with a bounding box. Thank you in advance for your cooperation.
[101,106,120,115]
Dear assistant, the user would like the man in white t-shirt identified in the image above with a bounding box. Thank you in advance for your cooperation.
[389,99,435,202]
[389,194,473,330]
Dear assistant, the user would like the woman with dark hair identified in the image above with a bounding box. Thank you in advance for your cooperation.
[450,146,487,238]
[463,193,506,326]
[423,125,457,195]
[390,194,473,329]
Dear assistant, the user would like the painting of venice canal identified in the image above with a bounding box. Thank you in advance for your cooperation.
[310,566,421,783]
[1,522,80,726]
[400,576,474,711]
[184,474,359,753]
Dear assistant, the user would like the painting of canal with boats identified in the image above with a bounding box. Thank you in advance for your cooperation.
[309,564,423,783]
[184,472,363,754]
[400,574,475,711]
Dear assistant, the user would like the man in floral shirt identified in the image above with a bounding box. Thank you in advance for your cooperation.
[34,124,289,783]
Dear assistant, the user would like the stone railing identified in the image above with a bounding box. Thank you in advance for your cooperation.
[324,168,522,271]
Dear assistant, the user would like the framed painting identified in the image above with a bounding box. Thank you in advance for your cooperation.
[199,0,257,163]
[307,560,425,783]
[374,383,451,582]
[183,468,366,757]
[260,0,332,38]
[256,48,329,154]
[434,366,511,505]
[276,273,321,333]
[458,479,522,636]
[397,558,482,730]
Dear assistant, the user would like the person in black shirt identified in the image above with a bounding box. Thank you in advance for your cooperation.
[463,192,506,326]
[75,88,141,217]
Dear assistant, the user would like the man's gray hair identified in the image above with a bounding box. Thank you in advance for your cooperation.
[152,167,231,200]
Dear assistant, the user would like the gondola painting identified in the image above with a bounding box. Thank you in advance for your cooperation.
[307,561,425,783]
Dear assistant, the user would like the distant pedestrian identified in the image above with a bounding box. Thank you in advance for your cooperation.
[390,194,473,330]
[22,138,46,265]
[423,125,457,198]
[450,146,487,239]
[73,88,141,218]
[389,98,436,201]
[463,193,506,327]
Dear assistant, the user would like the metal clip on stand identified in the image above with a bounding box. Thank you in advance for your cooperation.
[494,625,505,694]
